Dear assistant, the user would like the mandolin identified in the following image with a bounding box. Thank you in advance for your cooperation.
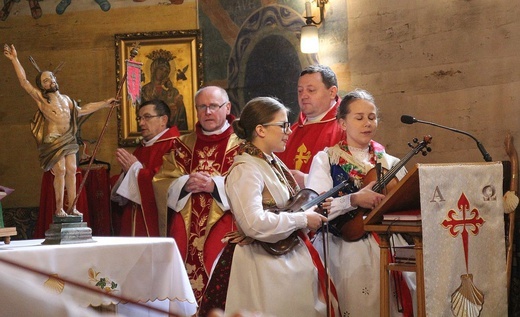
[259,179,351,255]
[330,135,433,241]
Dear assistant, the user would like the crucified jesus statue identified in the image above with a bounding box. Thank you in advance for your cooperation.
[4,44,119,217]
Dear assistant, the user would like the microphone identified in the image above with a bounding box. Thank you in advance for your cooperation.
[400,115,493,162]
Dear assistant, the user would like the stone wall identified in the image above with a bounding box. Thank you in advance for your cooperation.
[347,1,519,165]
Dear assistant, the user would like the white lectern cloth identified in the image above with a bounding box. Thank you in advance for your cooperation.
[419,163,507,316]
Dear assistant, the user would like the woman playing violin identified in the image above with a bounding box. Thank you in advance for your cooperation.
[224,97,336,317]
[307,89,415,317]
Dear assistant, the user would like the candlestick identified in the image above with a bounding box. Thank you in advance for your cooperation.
[305,1,312,17]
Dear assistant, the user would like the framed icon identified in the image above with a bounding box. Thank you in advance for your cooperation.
[115,30,203,146]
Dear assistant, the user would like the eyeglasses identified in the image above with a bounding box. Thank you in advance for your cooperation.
[136,114,163,122]
[195,101,228,112]
[262,122,291,134]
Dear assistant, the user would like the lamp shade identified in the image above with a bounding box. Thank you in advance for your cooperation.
[300,24,319,54]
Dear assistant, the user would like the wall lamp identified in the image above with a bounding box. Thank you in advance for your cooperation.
[300,0,329,54]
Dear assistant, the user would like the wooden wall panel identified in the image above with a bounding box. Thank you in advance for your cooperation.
[0,3,197,208]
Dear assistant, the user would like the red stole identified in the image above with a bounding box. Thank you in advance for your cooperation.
[117,127,179,237]
[277,99,345,173]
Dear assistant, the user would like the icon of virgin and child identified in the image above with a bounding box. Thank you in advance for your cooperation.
[141,49,188,131]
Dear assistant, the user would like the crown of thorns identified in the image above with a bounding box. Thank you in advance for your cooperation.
[29,56,65,74]
[146,49,175,62]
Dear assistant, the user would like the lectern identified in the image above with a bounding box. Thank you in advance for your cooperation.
[364,163,424,317]
[365,162,507,317]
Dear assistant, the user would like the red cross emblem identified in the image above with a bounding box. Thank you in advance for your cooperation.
[441,193,485,271]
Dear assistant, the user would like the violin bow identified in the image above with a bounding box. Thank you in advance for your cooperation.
[67,43,140,214]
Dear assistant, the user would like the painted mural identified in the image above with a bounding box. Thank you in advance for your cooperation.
[198,0,350,123]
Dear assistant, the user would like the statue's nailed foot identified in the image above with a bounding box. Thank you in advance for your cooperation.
[69,209,83,216]
[55,209,68,217]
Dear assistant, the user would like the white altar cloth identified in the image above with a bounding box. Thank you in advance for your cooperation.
[0,236,197,316]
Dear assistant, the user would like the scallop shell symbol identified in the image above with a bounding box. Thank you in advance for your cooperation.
[44,274,65,294]
[503,191,519,214]
[451,274,484,317]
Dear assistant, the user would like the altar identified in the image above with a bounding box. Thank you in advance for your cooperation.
[0,236,197,316]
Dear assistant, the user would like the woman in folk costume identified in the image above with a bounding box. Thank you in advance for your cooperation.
[224,97,339,317]
[307,89,416,317]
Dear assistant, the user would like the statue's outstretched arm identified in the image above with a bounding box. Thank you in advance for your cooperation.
[3,44,40,102]
[77,98,120,117]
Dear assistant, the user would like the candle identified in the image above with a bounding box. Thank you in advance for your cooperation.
[305,1,312,17]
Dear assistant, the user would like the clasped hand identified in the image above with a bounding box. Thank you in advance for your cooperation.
[185,171,215,194]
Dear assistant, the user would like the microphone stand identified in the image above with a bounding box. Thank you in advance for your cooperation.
[401,115,493,162]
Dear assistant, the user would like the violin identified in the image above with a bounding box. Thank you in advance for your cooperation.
[259,180,350,256]
[330,135,433,241]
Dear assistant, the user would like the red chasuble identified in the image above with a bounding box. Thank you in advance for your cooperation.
[116,126,179,237]
[277,98,345,173]
[162,119,241,304]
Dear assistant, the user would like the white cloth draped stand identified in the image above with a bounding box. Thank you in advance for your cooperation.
[0,236,197,316]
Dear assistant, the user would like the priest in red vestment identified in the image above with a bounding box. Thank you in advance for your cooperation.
[111,99,179,237]
[153,86,241,306]
[276,64,345,188]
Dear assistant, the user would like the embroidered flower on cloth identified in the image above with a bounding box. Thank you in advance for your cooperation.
[193,236,205,251]
[337,140,385,176]
[88,268,119,294]
[191,274,205,292]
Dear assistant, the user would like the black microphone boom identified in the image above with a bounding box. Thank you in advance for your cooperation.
[400,115,492,162]
[400,115,416,125]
